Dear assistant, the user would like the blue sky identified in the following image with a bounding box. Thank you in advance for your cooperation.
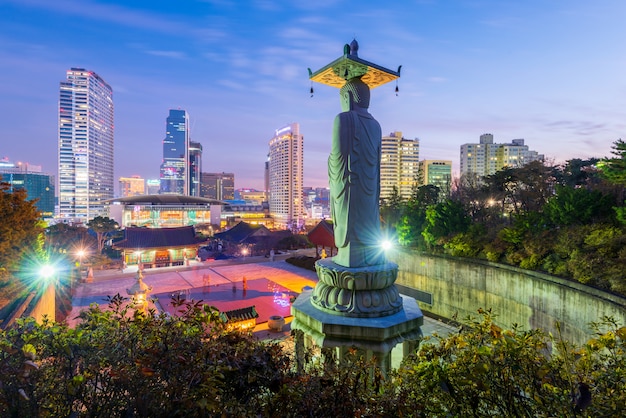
[1,0,625,190]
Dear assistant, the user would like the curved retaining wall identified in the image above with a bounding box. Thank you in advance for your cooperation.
[389,249,626,346]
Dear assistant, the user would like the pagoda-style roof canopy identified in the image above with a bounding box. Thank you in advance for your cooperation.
[308,39,401,89]
[113,226,206,250]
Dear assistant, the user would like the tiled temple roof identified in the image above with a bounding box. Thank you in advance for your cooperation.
[113,226,206,249]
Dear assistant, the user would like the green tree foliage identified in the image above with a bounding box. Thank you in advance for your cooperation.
[544,186,614,226]
[599,139,626,186]
[0,179,45,283]
[557,158,601,188]
[86,217,119,254]
[393,310,626,417]
[3,304,626,417]
[422,199,470,249]
[0,296,288,417]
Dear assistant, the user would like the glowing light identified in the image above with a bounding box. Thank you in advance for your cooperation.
[381,239,393,251]
[40,265,55,279]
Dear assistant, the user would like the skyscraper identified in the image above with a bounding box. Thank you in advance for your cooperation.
[58,68,114,222]
[160,109,189,195]
[268,123,303,230]
[188,141,202,197]
[380,131,420,201]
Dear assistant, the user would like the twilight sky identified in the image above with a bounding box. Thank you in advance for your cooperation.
[1,0,625,191]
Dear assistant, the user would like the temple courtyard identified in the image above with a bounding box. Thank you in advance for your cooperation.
[67,250,456,366]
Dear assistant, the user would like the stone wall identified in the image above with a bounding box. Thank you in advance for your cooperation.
[389,249,626,346]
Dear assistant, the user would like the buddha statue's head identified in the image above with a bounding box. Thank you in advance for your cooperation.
[340,77,370,111]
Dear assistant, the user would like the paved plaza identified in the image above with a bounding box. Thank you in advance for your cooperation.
[67,252,457,344]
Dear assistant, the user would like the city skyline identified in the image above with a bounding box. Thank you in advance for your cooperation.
[2,0,625,190]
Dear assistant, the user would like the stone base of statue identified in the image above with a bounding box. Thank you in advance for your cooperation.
[311,258,403,318]
[291,258,423,375]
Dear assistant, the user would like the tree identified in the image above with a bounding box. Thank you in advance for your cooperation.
[45,223,95,257]
[0,178,45,283]
[380,185,403,231]
[599,139,626,186]
[392,310,626,417]
[557,158,601,188]
[87,216,119,254]
[544,186,614,226]
[422,199,471,249]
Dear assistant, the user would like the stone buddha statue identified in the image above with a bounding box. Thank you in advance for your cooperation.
[329,76,385,268]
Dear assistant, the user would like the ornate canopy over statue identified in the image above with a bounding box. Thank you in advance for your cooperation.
[308,39,401,89]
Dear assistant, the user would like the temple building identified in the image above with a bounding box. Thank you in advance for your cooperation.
[113,226,206,268]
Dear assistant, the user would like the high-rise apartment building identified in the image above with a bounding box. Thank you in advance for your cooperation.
[268,123,303,230]
[58,68,114,222]
[380,131,420,202]
[188,141,202,197]
[460,133,544,177]
[418,160,452,196]
[200,172,235,200]
[119,175,145,197]
[160,109,189,195]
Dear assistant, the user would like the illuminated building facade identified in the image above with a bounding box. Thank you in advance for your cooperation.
[146,179,160,195]
[58,68,114,222]
[418,160,452,197]
[0,160,55,218]
[460,133,543,177]
[201,172,234,200]
[268,123,304,230]
[380,131,419,201]
[160,109,189,195]
[107,195,223,229]
[119,175,145,197]
[189,141,202,197]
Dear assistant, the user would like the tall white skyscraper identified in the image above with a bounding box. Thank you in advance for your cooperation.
[268,123,303,230]
[58,68,114,222]
[380,131,420,201]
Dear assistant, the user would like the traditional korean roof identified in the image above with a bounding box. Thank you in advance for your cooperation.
[213,221,271,244]
[113,226,206,249]
[307,219,336,249]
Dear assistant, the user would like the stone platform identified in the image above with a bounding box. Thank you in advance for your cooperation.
[291,290,423,373]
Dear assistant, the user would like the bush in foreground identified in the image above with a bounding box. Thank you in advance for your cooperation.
[1,301,625,417]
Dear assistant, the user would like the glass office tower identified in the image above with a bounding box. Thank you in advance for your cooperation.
[160,109,189,195]
[58,68,114,222]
